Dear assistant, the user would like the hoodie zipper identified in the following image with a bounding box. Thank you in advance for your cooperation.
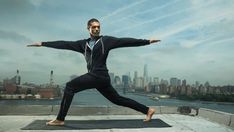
[86,37,103,72]
[90,50,93,72]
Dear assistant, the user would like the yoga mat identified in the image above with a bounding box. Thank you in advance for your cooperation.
[22,119,171,130]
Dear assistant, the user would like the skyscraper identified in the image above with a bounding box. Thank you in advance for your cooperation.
[15,69,21,85]
[122,75,129,86]
[135,77,144,91]
[133,71,138,87]
[182,79,187,86]
[109,72,115,85]
[170,77,178,87]
[128,72,132,85]
[143,64,148,81]
[114,76,121,85]
[143,64,149,92]
[153,77,159,85]
[122,75,129,94]
[134,71,138,79]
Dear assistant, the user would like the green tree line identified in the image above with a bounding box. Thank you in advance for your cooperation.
[177,94,234,102]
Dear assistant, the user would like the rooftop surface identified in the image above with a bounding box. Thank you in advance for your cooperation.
[0,106,233,132]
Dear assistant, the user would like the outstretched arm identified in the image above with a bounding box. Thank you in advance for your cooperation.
[107,36,160,50]
[27,40,84,53]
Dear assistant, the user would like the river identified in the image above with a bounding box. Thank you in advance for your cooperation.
[0,89,234,114]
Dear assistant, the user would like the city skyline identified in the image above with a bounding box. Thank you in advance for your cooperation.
[0,0,234,85]
[0,66,216,87]
[1,65,233,100]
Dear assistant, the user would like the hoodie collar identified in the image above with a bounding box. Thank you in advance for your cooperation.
[86,35,102,42]
[84,35,105,58]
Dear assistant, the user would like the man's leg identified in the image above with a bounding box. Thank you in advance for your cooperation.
[96,84,155,121]
[56,85,75,121]
[47,73,101,125]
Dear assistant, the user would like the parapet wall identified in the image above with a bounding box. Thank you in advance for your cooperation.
[198,108,234,128]
[0,105,180,115]
[0,105,233,129]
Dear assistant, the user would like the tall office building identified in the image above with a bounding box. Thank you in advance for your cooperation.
[170,77,178,87]
[114,76,121,85]
[134,71,138,80]
[182,79,187,86]
[204,81,210,88]
[143,64,149,91]
[122,75,129,94]
[135,77,144,90]
[177,79,181,86]
[161,79,169,86]
[128,72,132,85]
[133,71,138,87]
[160,79,169,94]
[153,77,159,85]
[109,72,115,85]
[15,69,21,85]
[181,79,187,95]
[143,64,148,81]
[195,81,200,90]
[122,75,129,86]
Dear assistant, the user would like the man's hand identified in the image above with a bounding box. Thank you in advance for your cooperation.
[27,42,42,47]
[149,39,161,44]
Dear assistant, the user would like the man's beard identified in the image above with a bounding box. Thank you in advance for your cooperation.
[92,31,100,36]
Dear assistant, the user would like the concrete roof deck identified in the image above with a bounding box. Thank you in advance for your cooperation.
[0,106,233,132]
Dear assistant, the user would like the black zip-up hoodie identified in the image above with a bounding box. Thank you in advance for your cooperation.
[42,36,150,77]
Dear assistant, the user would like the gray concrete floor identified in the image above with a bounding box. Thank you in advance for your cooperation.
[0,114,233,132]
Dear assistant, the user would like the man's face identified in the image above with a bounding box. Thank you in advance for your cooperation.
[88,22,100,37]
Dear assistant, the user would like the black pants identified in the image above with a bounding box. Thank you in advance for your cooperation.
[56,72,149,121]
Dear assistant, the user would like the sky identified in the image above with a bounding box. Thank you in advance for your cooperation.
[0,0,234,86]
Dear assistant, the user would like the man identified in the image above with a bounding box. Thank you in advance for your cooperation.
[28,18,161,126]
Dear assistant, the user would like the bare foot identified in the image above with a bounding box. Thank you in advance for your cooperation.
[143,108,156,122]
[46,119,64,126]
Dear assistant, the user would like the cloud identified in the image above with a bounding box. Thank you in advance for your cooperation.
[0,0,234,85]
[111,1,215,35]
[0,0,32,14]
[110,0,180,24]
[0,30,32,44]
[100,0,147,21]
[150,2,233,38]
[0,49,9,57]
[56,51,85,65]
[28,0,46,7]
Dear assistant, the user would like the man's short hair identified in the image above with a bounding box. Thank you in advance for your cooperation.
[87,18,99,28]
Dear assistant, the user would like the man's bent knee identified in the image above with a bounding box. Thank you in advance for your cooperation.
[64,82,75,95]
